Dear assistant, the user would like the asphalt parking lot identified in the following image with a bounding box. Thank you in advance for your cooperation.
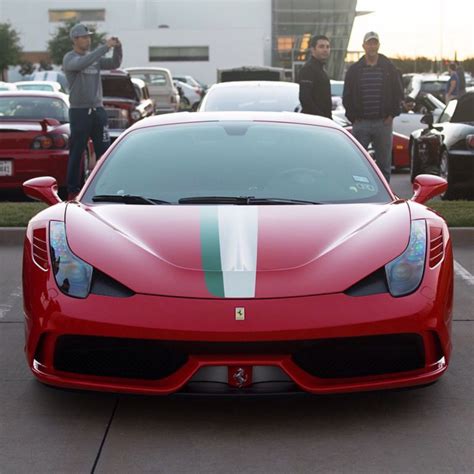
[0,174,473,474]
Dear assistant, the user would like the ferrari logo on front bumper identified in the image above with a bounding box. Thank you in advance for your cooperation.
[235,307,245,320]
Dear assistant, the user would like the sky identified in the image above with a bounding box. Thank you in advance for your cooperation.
[348,0,474,60]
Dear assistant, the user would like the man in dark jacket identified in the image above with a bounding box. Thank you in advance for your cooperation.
[298,35,332,119]
[343,32,403,182]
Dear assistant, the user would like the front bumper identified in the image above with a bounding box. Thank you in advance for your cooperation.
[25,281,453,395]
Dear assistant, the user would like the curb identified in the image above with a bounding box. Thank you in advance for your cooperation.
[0,227,472,247]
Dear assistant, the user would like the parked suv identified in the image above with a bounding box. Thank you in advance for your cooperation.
[125,67,179,114]
[101,70,154,141]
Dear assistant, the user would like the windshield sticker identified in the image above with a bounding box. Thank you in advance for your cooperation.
[352,175,370,183]
[356,183,376,192]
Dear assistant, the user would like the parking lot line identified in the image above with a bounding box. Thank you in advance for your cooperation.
[454,260,474,286]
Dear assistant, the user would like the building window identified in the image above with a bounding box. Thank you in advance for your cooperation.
[277,36,294,52]
[149,47,209,62]
[48,10,106,22]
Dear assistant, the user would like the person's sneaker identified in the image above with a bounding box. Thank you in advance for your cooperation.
[67,192,79,201]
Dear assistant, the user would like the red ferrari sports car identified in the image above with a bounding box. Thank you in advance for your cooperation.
[0,91,94,192]
[22,112,453,395]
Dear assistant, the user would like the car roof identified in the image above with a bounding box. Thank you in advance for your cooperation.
[128,111,339,131]
[100,69,130,77]
[412,74,449,82]
[0,90,69,101]
[125,67,172,75]
[15,80,61,87]
[209,81,298,89]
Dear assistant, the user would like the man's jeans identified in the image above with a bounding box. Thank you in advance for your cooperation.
[352,118,393,182]
[67,107,110,193]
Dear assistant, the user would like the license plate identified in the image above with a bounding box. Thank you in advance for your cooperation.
[0,160,13,176]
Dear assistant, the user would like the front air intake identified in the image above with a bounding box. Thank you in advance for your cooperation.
[429,226,444,268]
[292,333,425,378]
[54,335,188,380]
[32,227,48,270]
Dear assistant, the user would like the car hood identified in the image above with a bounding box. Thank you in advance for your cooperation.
[65,202,410,298]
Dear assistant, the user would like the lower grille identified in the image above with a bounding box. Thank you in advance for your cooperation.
[54,335,188,380]
[292,334,425,378]
[104,107,128,130]
[53,333,425,381]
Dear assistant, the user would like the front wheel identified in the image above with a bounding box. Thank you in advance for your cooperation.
[439,150,455,200]
[180,97,190,111]
[409,140,422,183]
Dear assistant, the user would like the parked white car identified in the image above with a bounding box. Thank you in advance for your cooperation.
[0,82,17,91]
[15,80,64,93]
[31,71,69,93]
[393,93,445,137]
[174,79,202,110]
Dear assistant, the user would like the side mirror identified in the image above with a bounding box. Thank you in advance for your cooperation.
[23,176,62,206]
[420,112,434,127]
[411,174,447,204]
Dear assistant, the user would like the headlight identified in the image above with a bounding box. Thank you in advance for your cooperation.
[130,110,141,121]
[385,220,426,297]
[49,221,93,298]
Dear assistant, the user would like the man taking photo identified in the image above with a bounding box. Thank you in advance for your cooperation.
[63,23,122,199]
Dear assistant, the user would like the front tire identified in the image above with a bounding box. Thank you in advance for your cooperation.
[410,139,422,183]
[439,150,455,200]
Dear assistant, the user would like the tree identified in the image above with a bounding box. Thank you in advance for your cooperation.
[48,20,107,66]
[0,22,23,81]
[462,57,474,75]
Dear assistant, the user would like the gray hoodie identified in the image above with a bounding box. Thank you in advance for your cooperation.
[63,44,122,108]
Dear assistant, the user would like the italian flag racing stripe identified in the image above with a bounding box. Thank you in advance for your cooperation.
[200,206,259,298]
[200,206,225,297]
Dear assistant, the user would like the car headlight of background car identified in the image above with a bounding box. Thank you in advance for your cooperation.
[385,220,426,297]
[130,110,142,121]
[49,221,93,298]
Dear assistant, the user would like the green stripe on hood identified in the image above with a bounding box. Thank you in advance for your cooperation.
[200,206,225,297]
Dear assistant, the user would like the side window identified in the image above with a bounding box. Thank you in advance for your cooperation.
[149,74,168,86]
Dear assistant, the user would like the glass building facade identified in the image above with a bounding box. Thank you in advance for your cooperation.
[272,0,359,80]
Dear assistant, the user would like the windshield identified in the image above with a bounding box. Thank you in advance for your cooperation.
[102,76,137,100]
[420,81,447,94]
[203,86,300,112]
[84,122,390,204]
[0,96,68,122]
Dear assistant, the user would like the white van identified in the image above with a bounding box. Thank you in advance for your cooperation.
[125,67,180,114]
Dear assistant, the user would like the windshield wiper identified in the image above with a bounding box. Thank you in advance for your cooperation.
[178,196,322,205]
[91,194,171,205]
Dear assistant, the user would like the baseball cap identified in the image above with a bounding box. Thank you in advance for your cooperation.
[363,31,379,43]
[70,23,93,40]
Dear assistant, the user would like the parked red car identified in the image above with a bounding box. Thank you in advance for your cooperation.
[0,91,94,192]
